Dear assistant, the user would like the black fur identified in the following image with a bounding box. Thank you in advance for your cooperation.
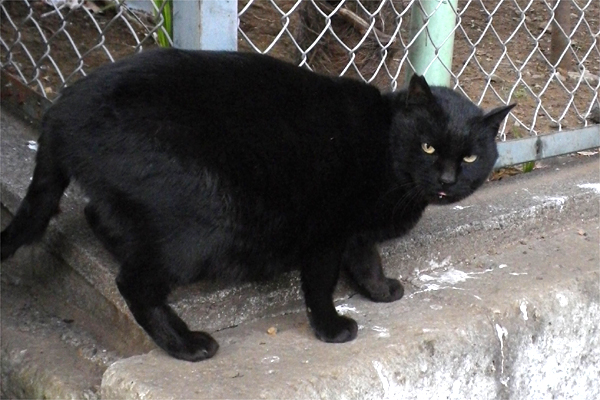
[0,49,514,361]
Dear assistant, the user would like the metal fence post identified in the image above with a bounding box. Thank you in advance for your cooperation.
[172,0,238,50]
[406,0,458,87]
[550,0,572,72]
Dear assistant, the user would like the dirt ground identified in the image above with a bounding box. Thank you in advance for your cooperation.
[1,0,598,136]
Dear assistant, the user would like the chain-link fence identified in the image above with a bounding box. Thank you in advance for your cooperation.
[0,0,171,96]
[1,0,599,141]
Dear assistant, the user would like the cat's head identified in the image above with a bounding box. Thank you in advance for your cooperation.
[389,75,515,205]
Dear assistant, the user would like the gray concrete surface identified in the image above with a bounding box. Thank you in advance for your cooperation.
[1,106,599,399]
[102,220,599,400]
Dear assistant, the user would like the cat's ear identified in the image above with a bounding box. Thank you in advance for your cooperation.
[406,74,434,106]
[482,104,516,135]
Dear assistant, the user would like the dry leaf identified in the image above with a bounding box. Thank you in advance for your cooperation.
[577,150,598,156]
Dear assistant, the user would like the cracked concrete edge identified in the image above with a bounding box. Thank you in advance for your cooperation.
[0,206,157,356]
[1,282,111,400]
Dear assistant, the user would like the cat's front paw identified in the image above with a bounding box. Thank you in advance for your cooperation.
[169,331,219,362]
[311,315,358,343]
[363,278,404,303]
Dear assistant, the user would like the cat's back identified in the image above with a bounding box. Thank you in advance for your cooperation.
[49,49,367,121]
[42,49,386,185]
[43,49,382,153]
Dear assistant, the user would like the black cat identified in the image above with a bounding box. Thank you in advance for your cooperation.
[1,49,514,361]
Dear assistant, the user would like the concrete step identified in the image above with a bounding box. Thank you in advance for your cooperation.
[102,218,599,399]
[1,106,599,398]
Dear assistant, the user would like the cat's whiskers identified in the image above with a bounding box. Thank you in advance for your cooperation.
[380,179,415,202]
[391,185,424,222]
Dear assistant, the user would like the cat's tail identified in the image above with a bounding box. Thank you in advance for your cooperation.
[1,138,70,261]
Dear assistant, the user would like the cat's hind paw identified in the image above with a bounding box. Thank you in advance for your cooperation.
[362,277,404,303]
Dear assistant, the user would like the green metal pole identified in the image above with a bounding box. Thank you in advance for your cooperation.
[406,0,458,87]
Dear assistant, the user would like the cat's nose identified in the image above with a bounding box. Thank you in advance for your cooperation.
[439,170,456,186]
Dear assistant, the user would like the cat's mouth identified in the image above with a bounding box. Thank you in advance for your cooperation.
[430,191,458,204]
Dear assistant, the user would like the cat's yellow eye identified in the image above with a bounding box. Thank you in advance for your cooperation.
[463,155,478,163]
[421,143,435,154]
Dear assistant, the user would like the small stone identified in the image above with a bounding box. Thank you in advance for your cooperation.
[568,70,599,86]
[489,73,504,83]
[587,103,600,124]
[549,121,561,129]
[267,326,277,336]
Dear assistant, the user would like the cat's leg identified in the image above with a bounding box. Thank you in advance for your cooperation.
[343,236,404,303]
[84,203,122,256]
[84,201,218,361]
[301,248,358,343]
[116,266,219,362]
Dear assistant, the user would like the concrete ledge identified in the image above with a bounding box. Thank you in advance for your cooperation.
[101,220,599,399]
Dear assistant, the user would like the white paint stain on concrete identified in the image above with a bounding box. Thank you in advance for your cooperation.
[451,380,462,397]
[427,256,452,270]
[453,205,473,210]
[495,324,508,349]
[411,256,495,298]
[411,284,466,297]
[520,302,529,321]
[371,326,390,338]
[418,268,472,285]
[335,304,357,315]
[412,283,441,294]
[438,269,473,284]
[372,360,400,400]
[261,355,280,364]
[556,293,569,307]
[533,195,567,210]
[411,258,525,300]
[418,274,437,282]
[495,324,510,387]
[578,183,600,194]
[468,268,495,275]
